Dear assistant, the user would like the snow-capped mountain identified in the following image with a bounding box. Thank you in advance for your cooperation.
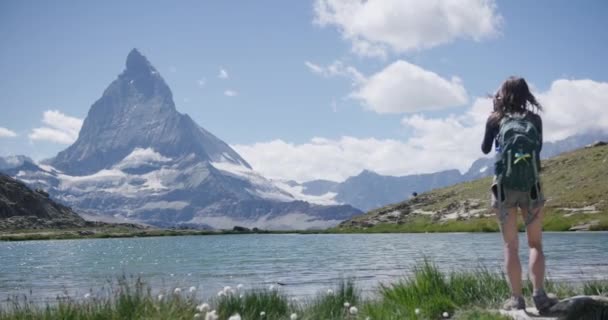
[3,49,361,230]
[51,49,250,176]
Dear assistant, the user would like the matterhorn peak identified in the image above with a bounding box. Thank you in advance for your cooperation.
[50,49,251,175]
[124,48,156,76]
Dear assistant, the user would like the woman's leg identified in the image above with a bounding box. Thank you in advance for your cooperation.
[524,207,545,292]
[500,208,522,297]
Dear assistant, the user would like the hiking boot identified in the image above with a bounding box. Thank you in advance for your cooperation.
[533,290,559,314]
[502,295,526,310]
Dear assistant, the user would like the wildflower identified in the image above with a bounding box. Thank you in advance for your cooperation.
[290,313,298,320]
[194,313,201,319]
[228,313,241,320]
[196,303,210,312]
[260,311,266,317]
[442,311,449,318]
[327,289,334,295]
[236,284,244,291]
[174,288,182,294]
[84,293,91,299]
[157,294,164,301]
[343,301,350,308]
[223,286,234,295]
[205,310,218,320]
[365,317,371,320]
[239,294,244,299]
[217,290,225,297]
[269,284,276,291]
[189,286,197,293]
[349,306,358,315]
[414,308,420,315]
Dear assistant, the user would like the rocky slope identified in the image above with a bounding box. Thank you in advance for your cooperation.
[337,143,608,232]
[0,173,86,230]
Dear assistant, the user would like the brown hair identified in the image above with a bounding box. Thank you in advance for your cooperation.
[493,77,542,116]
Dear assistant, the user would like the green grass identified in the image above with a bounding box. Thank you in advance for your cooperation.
[2,261,607,320]
[337,145,608,233]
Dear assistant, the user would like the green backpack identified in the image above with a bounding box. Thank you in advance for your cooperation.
[495,113,541,192]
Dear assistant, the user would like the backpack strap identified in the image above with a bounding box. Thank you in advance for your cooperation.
[525,152,542,226]
[505,150,512,177]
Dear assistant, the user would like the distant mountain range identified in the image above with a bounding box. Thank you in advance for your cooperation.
[1,49,361,230]
[288,131,608,211]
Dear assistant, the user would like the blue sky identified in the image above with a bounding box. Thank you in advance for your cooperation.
[1,0,607,181]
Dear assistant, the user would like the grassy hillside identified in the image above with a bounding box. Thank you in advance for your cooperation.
[335,144,608,233]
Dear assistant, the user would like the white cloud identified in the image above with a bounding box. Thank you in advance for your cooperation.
[197,78,206,88]
[234,98,488,182]
[306,59,467,113]
[314,0,502,57]
[304,60,365,86]
[218,68,229,79]
[0,127,17,138]
[224,90,238,97]
[29,110,83,144]
[539,79,608,141]
[352,60,468,113]
[234,78,608,182]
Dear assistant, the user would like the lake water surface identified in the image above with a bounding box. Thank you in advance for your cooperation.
[1,232,607,302]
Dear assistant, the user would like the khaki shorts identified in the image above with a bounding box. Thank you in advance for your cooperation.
[491,178,545,225]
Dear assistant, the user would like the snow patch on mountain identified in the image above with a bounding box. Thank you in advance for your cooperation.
[211,161,294,201]
[116,148,172,169]
[273,180,339,205]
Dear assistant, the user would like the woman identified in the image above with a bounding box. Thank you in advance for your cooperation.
[481,77,558,312]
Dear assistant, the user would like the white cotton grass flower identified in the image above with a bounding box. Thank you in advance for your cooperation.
[365,317,371,320]
[268,284,276,291]
[196,303,210,312]
[174,288,182,294]
[343,301,350,308]
[189,286,197,293]
[84,293,91,299]
[260,311,266,317]
[205,310,218,320]
[193,313,201,319]
[349,306,358,315]
[236,284,244,291]
[290,313,298,320]
[239,294,244,299]
[228,313,241,320]
[414,308,421,315]
[217,290,226,297]
[327,289,334,295]
[157,294,164,301]
[442,311,449,318]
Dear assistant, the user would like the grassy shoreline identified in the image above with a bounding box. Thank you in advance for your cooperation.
[2,261,606,320]
[2,214,608,241]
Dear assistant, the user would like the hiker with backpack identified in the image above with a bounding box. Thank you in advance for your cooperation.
[481,77,558,313]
